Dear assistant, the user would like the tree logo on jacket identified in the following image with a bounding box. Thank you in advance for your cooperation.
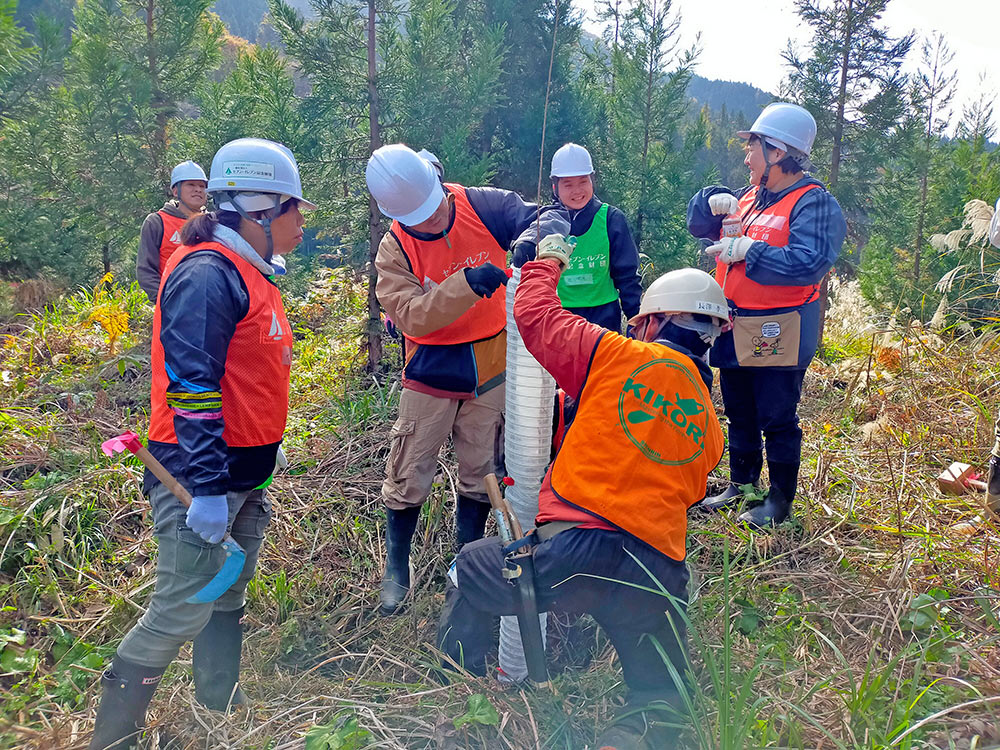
[618,359,707,465]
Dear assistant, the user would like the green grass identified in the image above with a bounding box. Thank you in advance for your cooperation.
[2,274,999,748]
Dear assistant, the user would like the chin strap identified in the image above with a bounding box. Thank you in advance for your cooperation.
[219,192,282,260]
[756,139,781,207]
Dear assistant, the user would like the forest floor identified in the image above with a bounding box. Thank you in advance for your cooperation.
[1,273,999,750]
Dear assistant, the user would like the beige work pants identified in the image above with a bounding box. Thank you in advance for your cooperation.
[382,384,505,510]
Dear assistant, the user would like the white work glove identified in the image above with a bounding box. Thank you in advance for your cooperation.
[706,236,755,265]
[186,494,228,544]
[708,193,740,216]
[537,234,575,268]
[274,445,289,472]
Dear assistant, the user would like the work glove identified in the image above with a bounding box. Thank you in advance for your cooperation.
[383,315,399,339]
[186,494,228,544]
[464,263,509,298]
[275,445,289,472]
[537,234,575,268]
[705,235,755,265]
[708,192,740,216]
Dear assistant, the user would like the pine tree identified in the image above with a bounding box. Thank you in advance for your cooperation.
[472,0,582,197]
[910,32,956,284]
[389,0,506,186]
[583,0,702,270]
[0,0,35,108]
[0,0,222,280]
[782,0,913,342]
[270,0,400,370]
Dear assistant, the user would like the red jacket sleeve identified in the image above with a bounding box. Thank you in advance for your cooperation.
[513,259,606,400]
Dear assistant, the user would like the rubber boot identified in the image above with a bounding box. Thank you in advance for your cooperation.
[455,495,491,551]
[738,461,797,530]
[379,506,420,616]
[699,450,763,513]
[192,607,246,711]
[88,657,166,750]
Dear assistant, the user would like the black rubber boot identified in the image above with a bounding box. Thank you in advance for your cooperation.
[738,459,796,531]
[455,495,491,551]
[88,657,166,750]
[379,506,420,616]
[192,607,246,711]
[592,694,681,750]
[699,450,763,512]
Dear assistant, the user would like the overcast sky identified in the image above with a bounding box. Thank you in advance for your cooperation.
[576,0,999,134]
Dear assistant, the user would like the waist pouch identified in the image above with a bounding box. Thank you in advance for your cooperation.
[710,299,821,370]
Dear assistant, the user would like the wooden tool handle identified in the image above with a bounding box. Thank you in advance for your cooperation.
[968,478,988,492]
[135,445,193,508]
[485,473,525,541]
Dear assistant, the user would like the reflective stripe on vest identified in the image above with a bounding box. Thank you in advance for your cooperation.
[548,334,724,561]
[149,241,292,448]
[716,183,822,310]
[557,203,617,308]
[157,211,187,274]
[393,184,506,346]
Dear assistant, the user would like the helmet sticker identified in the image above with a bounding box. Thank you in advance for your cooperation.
[223,161,275,180]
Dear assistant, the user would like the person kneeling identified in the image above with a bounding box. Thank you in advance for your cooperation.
[436,235,728,749]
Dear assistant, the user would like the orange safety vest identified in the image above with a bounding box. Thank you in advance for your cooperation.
[157,211,188,275]
[149,241,292,448]
[716,183,822,310]
[549,334,724,561]
[393,184,506,346]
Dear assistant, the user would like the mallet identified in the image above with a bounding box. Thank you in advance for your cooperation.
[102,431,246,604]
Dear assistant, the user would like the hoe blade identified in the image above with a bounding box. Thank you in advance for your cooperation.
[185,537,247,604]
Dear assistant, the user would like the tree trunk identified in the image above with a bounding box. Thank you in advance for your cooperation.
[145,0,167,184]
[828,0,852,191]
[635,0,656,253]
[914,81,936,284]
[366,0,383,373]
[818,0,853,354]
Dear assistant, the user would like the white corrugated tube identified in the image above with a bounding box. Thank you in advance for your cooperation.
[497,263,555,682]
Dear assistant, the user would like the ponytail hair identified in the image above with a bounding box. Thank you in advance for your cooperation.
[180,210,241,246]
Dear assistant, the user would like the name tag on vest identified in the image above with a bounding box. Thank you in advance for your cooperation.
[562,272,594,286]
[749,214,787,231]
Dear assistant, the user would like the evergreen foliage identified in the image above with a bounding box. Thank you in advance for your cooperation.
[0,0,998,329]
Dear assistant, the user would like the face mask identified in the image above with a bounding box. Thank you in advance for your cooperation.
[669,313,722,346]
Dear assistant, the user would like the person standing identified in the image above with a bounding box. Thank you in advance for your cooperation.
[687,102,847,529]
[539,142,642,333]
[137,161,209,302]
[366,144,538,616]
[89,139,313,750]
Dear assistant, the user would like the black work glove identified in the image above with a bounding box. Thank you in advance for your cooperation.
[464,263,509,298]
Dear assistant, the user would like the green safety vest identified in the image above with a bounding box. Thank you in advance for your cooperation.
[557,203,619,308]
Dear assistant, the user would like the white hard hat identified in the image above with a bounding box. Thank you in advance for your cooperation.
[550,143,594,178]
[207,138,315,212]
[628,268,729,327]
[416,148,443,178]
[170,160,207,189]
[738,102,817,157]
[366,144,445,226]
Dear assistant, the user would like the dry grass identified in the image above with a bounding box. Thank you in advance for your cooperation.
[2,276,1000,749]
